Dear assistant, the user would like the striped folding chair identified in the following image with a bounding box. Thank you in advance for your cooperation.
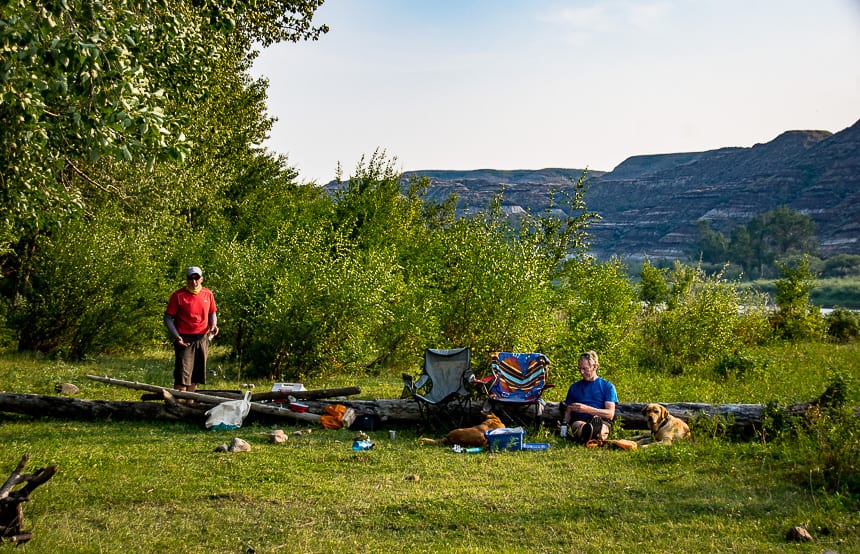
[484,351,551,428]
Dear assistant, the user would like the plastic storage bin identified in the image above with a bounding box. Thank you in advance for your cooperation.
[485,427,525,451]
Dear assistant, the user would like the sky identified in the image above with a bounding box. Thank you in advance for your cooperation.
[250,0,860,184]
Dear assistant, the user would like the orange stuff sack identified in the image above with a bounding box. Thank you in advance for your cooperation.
[320,404,348,429]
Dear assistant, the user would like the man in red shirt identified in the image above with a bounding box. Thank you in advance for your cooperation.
[164,266,219,393]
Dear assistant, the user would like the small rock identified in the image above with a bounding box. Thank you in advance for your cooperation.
[214,444,229,453]
[55,382,80,395]
[229,437,251,452]
[785,526,813,542]
[269,430,288,444]
[405,474,420,482]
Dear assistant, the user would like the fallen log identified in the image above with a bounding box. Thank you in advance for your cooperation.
[2,386,853,432]
[0,392,203,422]
[85,375,323,424]
[294,397,857,431]
[1,454,58,545]
[139,386,361,403]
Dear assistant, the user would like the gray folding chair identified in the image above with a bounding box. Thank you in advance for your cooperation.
[402,347,474,432]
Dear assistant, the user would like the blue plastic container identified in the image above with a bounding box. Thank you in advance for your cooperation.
[485,427,525,451]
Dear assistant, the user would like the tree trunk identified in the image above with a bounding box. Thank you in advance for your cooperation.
[1,389,853,431]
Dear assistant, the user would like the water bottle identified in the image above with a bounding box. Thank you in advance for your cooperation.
[352,439,374,451]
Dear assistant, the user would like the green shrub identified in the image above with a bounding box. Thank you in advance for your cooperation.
[635,263,770,374]
[551,257,640,383]
[770,256,826,341]
[826,307,860,343]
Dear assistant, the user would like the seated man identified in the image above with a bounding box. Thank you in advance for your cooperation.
[560,351,617,443]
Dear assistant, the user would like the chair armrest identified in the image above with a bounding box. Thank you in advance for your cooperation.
[414,374,430,389]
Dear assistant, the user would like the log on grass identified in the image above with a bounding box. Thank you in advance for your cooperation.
[0,392,203,422]
[139,386,362,403]
[0,454,58,545]
[85,375,322,424]
[295,398,855,431]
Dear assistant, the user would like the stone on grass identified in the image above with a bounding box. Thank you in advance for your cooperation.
[268,430,288,444]
[785,526,813,542]
[55,382,80,395]
[229,437,251,452]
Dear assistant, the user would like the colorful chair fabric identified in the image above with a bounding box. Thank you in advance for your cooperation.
[485,351,551,427]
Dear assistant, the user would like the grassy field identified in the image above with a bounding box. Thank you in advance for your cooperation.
[1,344,858,553]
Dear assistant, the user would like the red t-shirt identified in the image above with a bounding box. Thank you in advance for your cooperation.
[165,287,217,335]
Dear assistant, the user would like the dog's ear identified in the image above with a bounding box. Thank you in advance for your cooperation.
[659,404,669,418]
[641,404,649,415]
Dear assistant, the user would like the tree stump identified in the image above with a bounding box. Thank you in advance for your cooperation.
[0,454,58,545]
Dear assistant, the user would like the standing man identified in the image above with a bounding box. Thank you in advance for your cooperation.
[164,266,218,393]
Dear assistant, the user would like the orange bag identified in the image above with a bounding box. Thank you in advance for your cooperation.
[320,404,348,429]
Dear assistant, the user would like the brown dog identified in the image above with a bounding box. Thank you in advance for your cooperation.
[632,403,691,447]
[419,413,505,447]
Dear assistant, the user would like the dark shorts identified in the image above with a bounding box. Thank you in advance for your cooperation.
[173,334,208,386]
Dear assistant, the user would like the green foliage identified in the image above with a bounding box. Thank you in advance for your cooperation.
[821,254,860,278]
[636,263,770,374]
[826,307,860,343]
[770,255,826,341]
[692,206,817,279]
[6,214,165,358]
[551,257,640,382]
[637,259,669,308]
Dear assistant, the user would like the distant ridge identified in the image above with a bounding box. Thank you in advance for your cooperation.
[328,119,860,259]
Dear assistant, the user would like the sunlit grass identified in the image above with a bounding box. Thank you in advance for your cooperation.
[0,346,858,552]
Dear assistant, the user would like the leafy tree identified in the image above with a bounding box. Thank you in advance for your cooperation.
[770,255,825,340]
[638,259,669,309]
[821,255,860,278]
[693,220,728,263]
[1,0,328,355]
[761,205,816,257]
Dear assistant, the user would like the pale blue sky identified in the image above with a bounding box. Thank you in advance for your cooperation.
[251,0,860,183]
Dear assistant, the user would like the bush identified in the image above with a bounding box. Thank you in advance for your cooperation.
[551,257,640,383]
[6,215,166,358]
[635,263,770,374]
[770,256,826,341]
[826,307,860,343]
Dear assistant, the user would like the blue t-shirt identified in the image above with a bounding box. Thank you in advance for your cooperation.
[564,377,618,422]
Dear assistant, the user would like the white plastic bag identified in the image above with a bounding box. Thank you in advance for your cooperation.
[205,391,252,430]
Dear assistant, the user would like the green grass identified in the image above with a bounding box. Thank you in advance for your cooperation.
[1,345,859,552]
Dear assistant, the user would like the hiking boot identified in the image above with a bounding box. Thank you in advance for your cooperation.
[577,421,594,444]
[589,416,604,439]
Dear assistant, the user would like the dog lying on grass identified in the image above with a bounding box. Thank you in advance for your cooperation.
[631,403,691,447]
[419,413,505,447]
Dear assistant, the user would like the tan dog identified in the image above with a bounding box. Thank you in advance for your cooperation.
[419,413,505,447]
[632,403,691,447]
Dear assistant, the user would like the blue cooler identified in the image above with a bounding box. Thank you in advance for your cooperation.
[485,427,525,451]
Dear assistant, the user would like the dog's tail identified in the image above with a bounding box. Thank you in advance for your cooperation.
[418,437,446,446]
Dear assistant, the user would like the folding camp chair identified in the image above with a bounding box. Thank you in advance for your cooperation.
[483,351,551,428]
[402,347,474,432]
